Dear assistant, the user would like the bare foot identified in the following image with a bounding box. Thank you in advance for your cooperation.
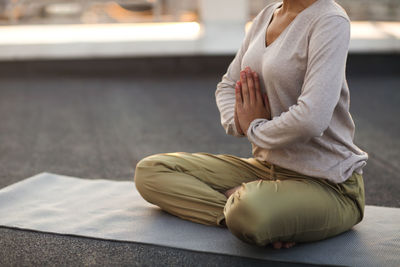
[272,241,296,249]
[224,180,263,198]
[224,185,241,198]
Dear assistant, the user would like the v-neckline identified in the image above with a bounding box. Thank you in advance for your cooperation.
[263,0,320,49]
[264,3,283,48]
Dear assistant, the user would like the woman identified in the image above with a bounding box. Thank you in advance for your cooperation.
[134,0,368,249]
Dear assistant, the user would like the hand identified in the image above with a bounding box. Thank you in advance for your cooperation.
[224,184,241,198]
[234,107,244,135]
[224,179,263,198]
[235,67,271,136]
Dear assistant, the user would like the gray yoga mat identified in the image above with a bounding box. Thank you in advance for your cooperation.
[0,172,399,267]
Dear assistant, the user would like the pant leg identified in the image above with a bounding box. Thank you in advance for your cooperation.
[134,152,274,227]
[224,170,364,246]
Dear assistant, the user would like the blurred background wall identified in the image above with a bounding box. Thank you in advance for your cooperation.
[1,0,399,24]
[0,0,399,60]
[251,0,400,21]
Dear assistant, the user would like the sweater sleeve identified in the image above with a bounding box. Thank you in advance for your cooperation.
[246,15,351,149]
[214,9,267,138]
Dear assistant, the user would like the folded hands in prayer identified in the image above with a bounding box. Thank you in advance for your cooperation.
[235,66,271,136]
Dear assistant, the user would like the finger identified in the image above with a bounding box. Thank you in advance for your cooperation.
[245,68,256,105]
[263,94,271,119]
[240,70,250,105]
[235,81,242,106]
[286,242,295,248]
[263,93,270,108]
[253,71,262,103]
[273,242,282,249]
[284,243,291,248]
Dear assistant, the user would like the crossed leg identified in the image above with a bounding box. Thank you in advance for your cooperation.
[223,183,295,249]
[223,178,361,247]
[134,152,361,248]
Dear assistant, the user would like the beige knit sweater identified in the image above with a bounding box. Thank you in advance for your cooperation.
[215,0,368,183]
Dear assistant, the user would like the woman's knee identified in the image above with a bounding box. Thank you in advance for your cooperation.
[224,179,359,246]
[134,154,166,198]
[223,179,316,246]
[223,181,279,246]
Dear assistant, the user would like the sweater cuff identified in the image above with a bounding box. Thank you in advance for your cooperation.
[246,118,268,142]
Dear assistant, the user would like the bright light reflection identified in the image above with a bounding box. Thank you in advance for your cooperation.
[0,22,201,45]
[376,21,400,39]
[246,21,398,40]
[245,21,252,33]
[350,22,388,39]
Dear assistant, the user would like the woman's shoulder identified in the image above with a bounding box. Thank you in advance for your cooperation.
[311,0,351,24]
[303,0,351,37]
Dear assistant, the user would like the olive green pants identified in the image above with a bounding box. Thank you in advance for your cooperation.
[134,152,365,246]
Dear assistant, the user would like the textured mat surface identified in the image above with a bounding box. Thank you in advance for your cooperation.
[0,173,399,267]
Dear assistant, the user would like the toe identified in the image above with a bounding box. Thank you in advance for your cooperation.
[273,241,282,249]
[285,242,296,248]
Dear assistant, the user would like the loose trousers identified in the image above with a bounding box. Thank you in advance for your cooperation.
[134,152,365,246]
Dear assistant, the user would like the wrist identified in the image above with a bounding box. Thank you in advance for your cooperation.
[234,111,245,135]
[244,123,251,137]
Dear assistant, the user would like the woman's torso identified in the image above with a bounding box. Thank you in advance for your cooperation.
[240,0,368,183]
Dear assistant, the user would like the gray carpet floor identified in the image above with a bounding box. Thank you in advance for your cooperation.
[0,55,399,266]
